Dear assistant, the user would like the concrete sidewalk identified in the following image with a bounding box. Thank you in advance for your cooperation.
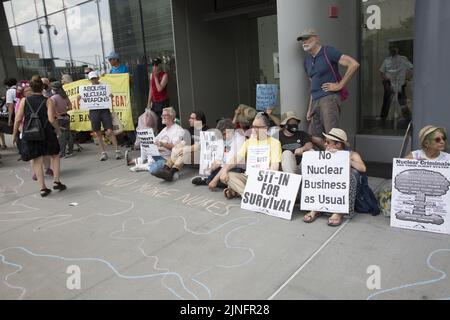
[0,143,449,300]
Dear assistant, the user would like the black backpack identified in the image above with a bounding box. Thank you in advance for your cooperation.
[355,174,380,216]
[23,98,46,141]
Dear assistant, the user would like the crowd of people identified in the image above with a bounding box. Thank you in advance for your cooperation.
[0,33,448,226]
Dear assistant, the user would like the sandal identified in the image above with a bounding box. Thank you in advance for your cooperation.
[327,214,343,227]
[303,211,321,223]
[53,181,67,191]
[223,188,238,200]
[40,188,52,197]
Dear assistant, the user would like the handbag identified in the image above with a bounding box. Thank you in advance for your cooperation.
[323,47,350,102]
[111,111,124,135]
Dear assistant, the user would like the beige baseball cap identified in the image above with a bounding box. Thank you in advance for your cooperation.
[297,28,319,41]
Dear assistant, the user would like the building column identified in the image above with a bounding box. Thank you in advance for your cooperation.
[277,0,359,138]
[413,0,450,149]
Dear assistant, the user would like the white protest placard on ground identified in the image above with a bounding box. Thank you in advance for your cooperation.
[241,169,302,220]
[79,84,111,110]
[256,84,278,111]
[301,151,350,214]
[391,158,450,235]
[199,131,224,176]
[137,129,159,162]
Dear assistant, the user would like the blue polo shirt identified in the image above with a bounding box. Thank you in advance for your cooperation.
[110,64,129,74]
[304,46,343,101]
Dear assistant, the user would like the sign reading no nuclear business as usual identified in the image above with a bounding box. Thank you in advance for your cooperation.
[79,84,111,110]
[241,170,302,220]
[301,151,350,214]
[391,159,450,235]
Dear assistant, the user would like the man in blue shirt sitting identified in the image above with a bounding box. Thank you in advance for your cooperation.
[298,29,359,148]
[106,51,129,74]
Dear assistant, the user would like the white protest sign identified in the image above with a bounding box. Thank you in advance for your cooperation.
[79,84,111,110]
[199,131,224,176]
[301,151,350,214]
[391,158,450,235]
[246,145,270,176]
[241,169,302,220]
[137,129,159,162]
[256,84,278,111]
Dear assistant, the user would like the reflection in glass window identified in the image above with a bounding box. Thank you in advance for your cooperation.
[360,0,415,136]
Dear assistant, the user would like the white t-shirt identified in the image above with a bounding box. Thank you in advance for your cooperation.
[379,55,413,92]
[155,123,185,159]
[6,87,17,105]
[411,150,450,161]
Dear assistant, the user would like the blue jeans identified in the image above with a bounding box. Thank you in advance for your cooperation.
[148,156,166,174]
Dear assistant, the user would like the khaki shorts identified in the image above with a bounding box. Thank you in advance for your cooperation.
[309,94,341,138]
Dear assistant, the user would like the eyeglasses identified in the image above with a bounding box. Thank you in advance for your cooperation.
[434,137,447,143]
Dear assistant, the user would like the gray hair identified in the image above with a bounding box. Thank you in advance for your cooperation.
[163,106,176,120]
[254,112,270,128]
[61,74,73,84]
[216,118,235,132]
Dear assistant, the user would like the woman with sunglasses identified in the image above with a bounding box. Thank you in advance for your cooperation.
[406,126,449,161]
[220,112,282,199]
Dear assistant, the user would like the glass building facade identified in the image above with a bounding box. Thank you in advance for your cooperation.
[2,0,177,120]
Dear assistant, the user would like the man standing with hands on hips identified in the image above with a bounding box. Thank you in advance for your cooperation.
[298,29,359,147]
[147,58,169,132]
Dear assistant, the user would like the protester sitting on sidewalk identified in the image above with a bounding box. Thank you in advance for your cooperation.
[152,110,208,182]
[303,128,366,227]
[79,71,122,161]
[125,107,159,167]
[137,107,186,173]
[12,75,67,197]
[406,125,449,161]
[191,118,246,189]
[232,104,257,130]
[278,111,313,174]
[50,81,73,158]
[220,112,282,199]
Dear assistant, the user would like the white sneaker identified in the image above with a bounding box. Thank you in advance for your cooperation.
[100,152,108,161]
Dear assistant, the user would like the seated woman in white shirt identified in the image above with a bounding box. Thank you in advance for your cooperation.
[406,125,449,161]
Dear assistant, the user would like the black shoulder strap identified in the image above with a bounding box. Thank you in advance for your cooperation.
[25,97,46,116]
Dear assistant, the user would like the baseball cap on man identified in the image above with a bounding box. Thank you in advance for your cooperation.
[297,28,319,41]
[88,71,99,80]
[106,51,120,60]
[280,111,301,126]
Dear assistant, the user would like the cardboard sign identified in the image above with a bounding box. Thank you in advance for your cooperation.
[79,84,111,110]
[241,170,302,220]
[256,84,278,111]
[300,151,350,214]
[137,129,159,162]
[391,158,450,235]
[199,131,224,176]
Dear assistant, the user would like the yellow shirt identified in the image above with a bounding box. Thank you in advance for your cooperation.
[237,137,282,167]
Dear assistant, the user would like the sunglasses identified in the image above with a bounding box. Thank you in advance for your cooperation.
[434,137,447,143]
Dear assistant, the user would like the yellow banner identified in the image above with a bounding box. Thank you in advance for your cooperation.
[64,74,135,132]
